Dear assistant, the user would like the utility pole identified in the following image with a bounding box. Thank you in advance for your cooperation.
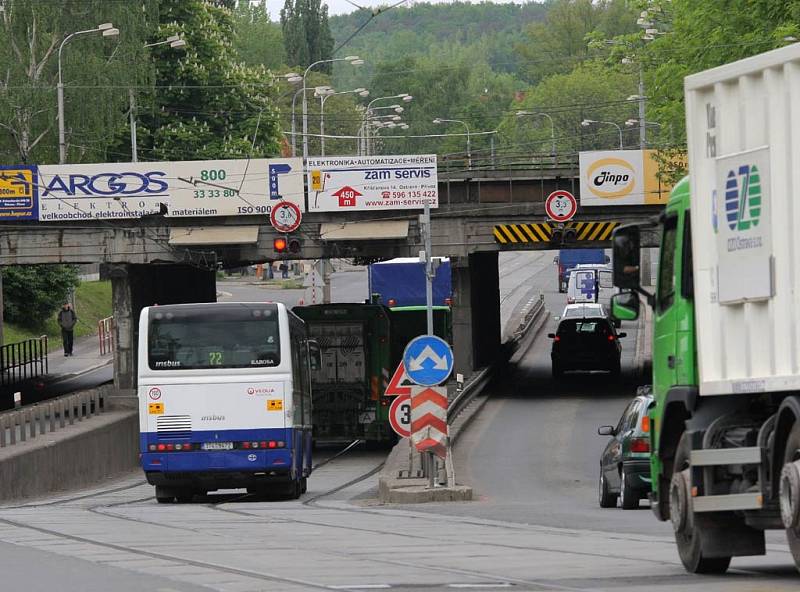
[129,89,138,163]
[638,65,647,149]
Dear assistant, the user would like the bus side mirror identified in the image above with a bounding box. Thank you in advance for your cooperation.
[611,291,640,321]
[308,340,321,371]
[612,225,641,289]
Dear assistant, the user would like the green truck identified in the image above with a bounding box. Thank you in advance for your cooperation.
[293,303,453,445]
[611,45,800,574]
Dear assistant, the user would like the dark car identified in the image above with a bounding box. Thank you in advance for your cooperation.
[597,386,654,509]
[547,311,625,378]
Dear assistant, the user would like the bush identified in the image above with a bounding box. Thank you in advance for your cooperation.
[3,265,80,330]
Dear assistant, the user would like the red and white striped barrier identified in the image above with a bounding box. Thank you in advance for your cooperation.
[410,386,448,459]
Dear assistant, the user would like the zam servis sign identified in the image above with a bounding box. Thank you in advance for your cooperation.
[1,158,304,221]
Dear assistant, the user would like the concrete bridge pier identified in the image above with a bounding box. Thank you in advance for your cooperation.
[451,252,501,376]
[107,264,217,391]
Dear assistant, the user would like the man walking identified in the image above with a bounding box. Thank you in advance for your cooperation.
[58,303,77,357]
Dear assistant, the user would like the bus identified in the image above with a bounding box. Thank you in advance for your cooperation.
[137,302,316,503]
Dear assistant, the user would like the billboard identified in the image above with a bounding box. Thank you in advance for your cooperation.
[32,158,304,222]
[579,149,676,206]
[0,165,38,220]
[306,155,438,212]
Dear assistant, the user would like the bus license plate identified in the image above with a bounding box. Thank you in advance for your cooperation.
[202,442,233,451]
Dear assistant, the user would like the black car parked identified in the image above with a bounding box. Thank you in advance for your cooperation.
[597,386,654,509]
[548,311,625,378]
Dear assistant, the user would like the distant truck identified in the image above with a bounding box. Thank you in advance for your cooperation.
[611,45,800,574]
[368,258,452,307]
[554,249,608,293]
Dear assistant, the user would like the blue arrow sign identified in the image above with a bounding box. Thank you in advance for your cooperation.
[402,335,454,387]
[268,163,292,200]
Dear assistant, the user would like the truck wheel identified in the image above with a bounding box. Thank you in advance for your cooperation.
[670,433,731,574]
[620,469,638,510]
[598,467,617,508]
[781,422,800,570]
[301,477,308,494]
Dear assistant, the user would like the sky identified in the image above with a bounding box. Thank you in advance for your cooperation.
[261,0,528,18]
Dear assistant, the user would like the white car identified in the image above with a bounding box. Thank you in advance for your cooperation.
[561,303,607,320]
[566,265,614,304]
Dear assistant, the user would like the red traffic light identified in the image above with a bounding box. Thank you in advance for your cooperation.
[273,237,288,253]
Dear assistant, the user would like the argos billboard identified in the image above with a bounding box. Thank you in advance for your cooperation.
[579,150,674,206]
[1,158,304,222]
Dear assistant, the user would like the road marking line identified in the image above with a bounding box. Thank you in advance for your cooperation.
[448,585,512,589]
[328,585,391,590]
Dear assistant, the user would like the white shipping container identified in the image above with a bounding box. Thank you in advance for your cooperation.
[686,44,800,396]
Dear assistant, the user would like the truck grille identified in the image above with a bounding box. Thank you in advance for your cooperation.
[156,415,192,439]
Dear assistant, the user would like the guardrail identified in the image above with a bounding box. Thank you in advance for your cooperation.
[449,294,546,425]
[98,316,114,356]
[0,336,48,388]
[0,389,104,448]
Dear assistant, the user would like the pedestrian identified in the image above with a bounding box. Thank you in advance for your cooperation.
[58,302,77,357]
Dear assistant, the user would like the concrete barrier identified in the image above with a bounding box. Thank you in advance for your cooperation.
[0,386,138,502]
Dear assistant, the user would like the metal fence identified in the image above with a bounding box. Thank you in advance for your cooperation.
[0,336,48,387]
[98,316,114,356]
[0,389,104,448]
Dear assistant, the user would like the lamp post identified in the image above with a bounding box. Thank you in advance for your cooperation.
[581,119,623,149]
[302,56,363,159]
[320,87,368,156]
[291,84,329,157]
[433,118,471,168]
[516,110,556,156]
[127,35,189,162]
[58,23,120,164]
[361,94,412,155]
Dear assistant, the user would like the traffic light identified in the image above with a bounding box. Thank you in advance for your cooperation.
[564,227,577,243]
[550,225,563,244]
[273,236,301,254]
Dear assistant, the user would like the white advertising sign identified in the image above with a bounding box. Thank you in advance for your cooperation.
[306,155,438,212]
[579,150,645,206]
[715,147,773,304]
[36,158,304,221]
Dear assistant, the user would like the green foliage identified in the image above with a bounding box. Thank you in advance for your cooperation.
[133,0,281,161]
[281,0,334,71]
[2,265,79,330]
[497,62,637,157]
[232,1,286,70]
[642,0,800,146]
[0,0,154,165]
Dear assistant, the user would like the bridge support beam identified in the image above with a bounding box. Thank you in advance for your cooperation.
[108,264,216,391]
[451,252,501,375]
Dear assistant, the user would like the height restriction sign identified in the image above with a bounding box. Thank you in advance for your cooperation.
[270,201,302,233]
[545,190,577,222]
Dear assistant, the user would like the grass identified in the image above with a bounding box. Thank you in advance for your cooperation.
[2,280,113,345]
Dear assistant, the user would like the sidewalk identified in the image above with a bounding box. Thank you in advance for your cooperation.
[46,333,112,379]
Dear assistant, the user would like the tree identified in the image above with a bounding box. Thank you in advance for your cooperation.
[281,0,333,71]
[232,1,286,70]
[0,0,152,165]
[2,265,79,330]
[132,0,282,162]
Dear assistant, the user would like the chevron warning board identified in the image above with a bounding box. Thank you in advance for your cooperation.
[493,221,619,244]
[410,386,448,459]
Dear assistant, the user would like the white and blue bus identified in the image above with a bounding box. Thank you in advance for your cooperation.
[137,302,315,503]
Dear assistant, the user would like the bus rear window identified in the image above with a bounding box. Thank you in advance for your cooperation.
[148,305,281,370]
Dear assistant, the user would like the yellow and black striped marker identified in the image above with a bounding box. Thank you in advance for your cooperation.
[493,221,619,244]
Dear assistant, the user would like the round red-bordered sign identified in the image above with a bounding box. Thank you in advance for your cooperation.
[270,201,302,233]
[545,190,577,222]
[389,394,411,438]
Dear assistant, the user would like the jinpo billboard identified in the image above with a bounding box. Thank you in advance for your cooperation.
[579,149,678,206]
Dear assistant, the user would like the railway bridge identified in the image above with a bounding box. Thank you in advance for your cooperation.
[0,159,664,391]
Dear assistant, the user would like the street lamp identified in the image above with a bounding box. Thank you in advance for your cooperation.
[144,34,186,49]
[291,85,332,157]
[433,117,471,168]
[320,87,369,156]
[361,94,413,155]
[302,55,363,159]
[581,119,623,149]
[516,110,556,156]
[58,23,120,164]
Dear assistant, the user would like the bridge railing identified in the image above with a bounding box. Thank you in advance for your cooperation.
[0,388,104,448]
[98,316,114,356]
[0,336,48,388]
[438,152,579,176]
